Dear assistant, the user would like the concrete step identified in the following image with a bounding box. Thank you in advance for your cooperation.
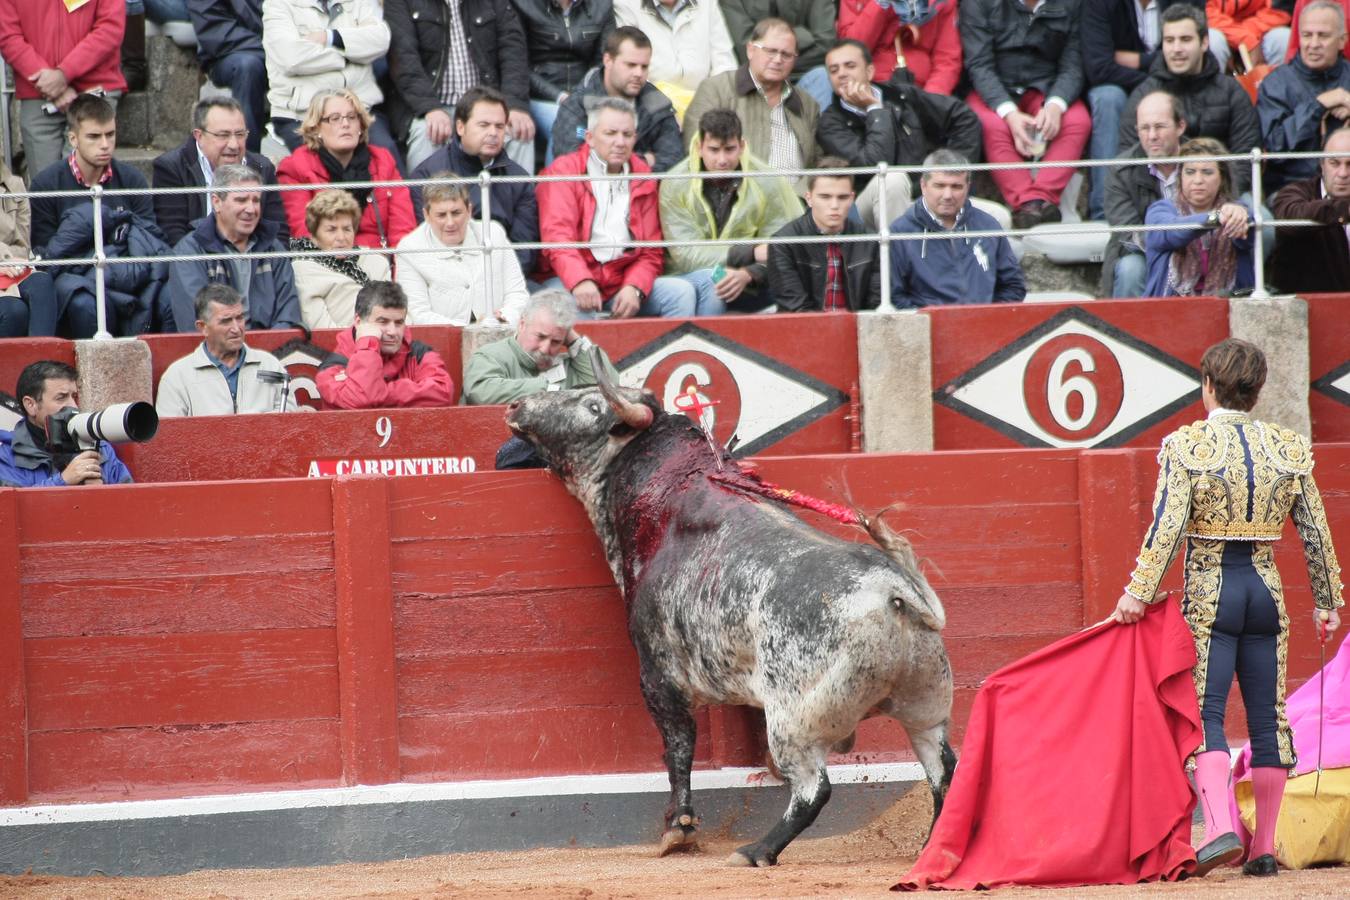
[116,35,201,152]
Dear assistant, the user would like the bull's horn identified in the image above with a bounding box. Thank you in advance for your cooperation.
[591,345,653,430]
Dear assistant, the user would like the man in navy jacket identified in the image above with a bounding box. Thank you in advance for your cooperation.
[889,150,1025,308]
[186,0,267,153]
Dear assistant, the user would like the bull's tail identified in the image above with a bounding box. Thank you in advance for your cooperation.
[863,509,947,631]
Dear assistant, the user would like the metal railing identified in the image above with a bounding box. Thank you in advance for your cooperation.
[5,148,1343,340]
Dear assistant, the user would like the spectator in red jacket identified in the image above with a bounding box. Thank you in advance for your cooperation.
[316,280,455,410]
[0,0,126,177]
[536,97,705,318]
[836,0,962,94]
[277,89,415,250]
[1206,0,1291,72]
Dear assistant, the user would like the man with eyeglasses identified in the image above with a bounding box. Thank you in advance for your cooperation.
[152,98,289,245]
[684,17,821,191]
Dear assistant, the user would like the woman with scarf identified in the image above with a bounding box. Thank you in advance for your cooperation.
[1144,138,1256,298]
[291,189,392,330]
[277,89,416,253]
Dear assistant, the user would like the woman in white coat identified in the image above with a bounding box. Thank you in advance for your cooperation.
[291,189,391,330]
[395,180,529,327]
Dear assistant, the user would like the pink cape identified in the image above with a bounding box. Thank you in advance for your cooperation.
[894,598,1202,890]
[1233,632,1350,784]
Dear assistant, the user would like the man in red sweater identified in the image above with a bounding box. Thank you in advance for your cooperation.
[0,0,126,177]
[316,281,455,410]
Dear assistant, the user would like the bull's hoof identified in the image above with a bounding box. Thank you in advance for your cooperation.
[657,814,699,857]
[726,843,778,867]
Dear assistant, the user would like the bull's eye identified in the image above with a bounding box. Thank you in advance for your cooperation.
[585,400,603,416]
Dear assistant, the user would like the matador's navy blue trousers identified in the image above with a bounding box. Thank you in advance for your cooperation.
[1197,541,1285,768]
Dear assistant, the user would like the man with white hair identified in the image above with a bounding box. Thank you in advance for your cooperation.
[536,97,707,318]
[463,290,619,406]
[1258,0,1350,191]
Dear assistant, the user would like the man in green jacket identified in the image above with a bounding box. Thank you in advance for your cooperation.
[464,290,619,406]
[659,107,802,313]
[684,18,820,193]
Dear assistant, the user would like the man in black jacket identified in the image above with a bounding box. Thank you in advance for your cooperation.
[552,26,685,171]
[1119,4,1260,192]
[769,158,880,312]
[1080,0,1164,220]
[384,0,535,171]
[152,98,288,246]
[959,0,1092,228]
[186,0,267,153]
[409,87,541,272]
[816,38,981,230]
[513,0,614,163]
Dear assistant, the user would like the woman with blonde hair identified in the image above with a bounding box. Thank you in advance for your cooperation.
[277,89,416,250]
[395,178,529,326]
[1144,137,1255,298]
[291,189,392,330]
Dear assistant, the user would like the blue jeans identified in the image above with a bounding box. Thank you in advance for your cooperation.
[796,66,834,113]
[674,268,728,316]
[530,99,561,167]
[1087,84,1127,221]
[144,0,188,21]
[211,51,268,153]
[541,276,698,318]
[1111,250,1147,298]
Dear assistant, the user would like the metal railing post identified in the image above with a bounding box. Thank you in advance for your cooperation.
[1249,147,1270,300]
[875,162,895,312]
[91,185,111,340]
[478,168,494,314]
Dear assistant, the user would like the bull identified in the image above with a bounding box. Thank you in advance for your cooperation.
[504,359,956,867]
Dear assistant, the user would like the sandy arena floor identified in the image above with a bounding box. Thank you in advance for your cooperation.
[5,789,1350,899]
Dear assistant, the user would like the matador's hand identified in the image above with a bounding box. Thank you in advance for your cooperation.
[1111,592,1147,625]
[1317,608,1341,638]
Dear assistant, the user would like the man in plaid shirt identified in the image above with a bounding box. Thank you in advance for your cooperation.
[767,157,881,311]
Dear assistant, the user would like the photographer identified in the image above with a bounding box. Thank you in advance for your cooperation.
[0,361,133,487]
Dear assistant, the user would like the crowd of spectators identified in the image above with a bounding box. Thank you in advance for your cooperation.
[0,0,1348,352]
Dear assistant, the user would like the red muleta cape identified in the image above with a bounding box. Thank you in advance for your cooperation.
[895,597,1202,890]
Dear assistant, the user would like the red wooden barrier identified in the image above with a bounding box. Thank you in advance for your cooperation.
[8,443,1346,806]
[0,339,75,405]
[119,406,506,482]
[926,297,1229,451]
[1307,294,1350,443]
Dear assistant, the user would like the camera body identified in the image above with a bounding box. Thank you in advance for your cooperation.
[45,402,159,465]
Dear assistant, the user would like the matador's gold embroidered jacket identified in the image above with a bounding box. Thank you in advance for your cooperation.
[1125,412,1345,609]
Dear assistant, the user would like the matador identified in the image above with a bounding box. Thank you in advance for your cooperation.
[1112,339,1345,878]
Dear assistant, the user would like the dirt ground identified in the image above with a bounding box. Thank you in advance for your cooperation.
[5,789,1350,899]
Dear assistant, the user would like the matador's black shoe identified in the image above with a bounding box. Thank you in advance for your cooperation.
[1194,832,1243,876]
[1242,854,1279,876]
